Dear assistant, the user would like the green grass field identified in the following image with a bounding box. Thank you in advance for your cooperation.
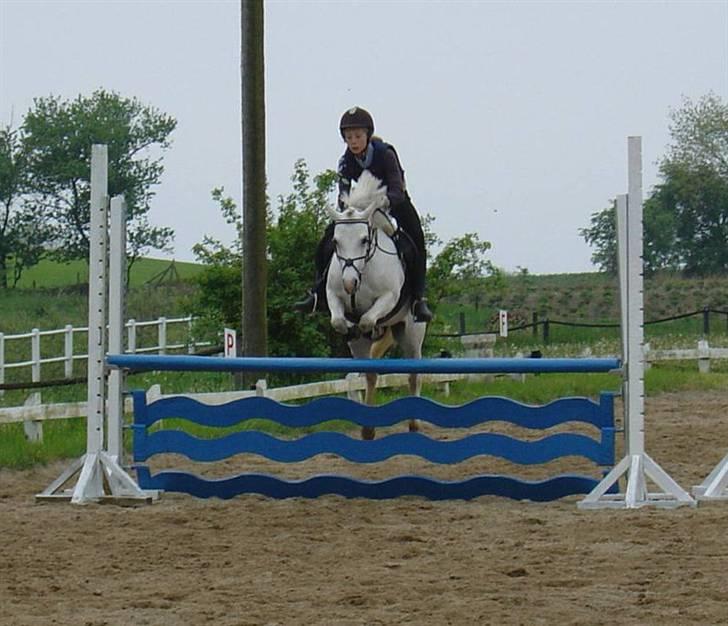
[16,256,203,289]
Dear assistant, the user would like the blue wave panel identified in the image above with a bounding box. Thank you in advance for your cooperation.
[132,391,615,430]
[134,430,612,466]
[135,468,612,501]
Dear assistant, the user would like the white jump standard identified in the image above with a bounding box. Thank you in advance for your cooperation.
[36,145,157,504]
[578,137,694,509]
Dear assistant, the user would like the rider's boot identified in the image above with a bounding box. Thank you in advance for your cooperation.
[412,298,433,323]
[294,276,325,314]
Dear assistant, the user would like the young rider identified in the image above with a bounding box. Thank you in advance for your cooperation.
[294,106,433,323]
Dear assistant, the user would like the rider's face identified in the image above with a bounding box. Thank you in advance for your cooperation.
[343,128,369,156]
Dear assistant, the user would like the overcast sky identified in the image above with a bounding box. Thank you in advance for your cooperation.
[1,0,726,274]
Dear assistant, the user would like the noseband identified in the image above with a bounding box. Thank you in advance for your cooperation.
[333,219,376,286]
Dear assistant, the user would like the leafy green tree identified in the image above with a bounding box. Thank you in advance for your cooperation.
[191,160,343,359]
[579,201,618,275]
[193,159,498,358]
[21,90,176,268]
[426,231,499,306]
[658,93,728,275]
[266,160,342,358]
[0,126,53,287]
[581,93,728,276]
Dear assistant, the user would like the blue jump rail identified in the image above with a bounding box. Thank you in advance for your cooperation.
[108,354,621,375]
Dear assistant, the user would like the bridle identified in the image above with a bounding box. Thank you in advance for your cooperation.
[332,216,399,317]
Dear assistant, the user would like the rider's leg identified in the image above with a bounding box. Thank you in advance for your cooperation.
[390,196,433,323]
[294,223,336,313]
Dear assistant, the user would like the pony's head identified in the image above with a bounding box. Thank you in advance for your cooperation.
[325,173,392,294]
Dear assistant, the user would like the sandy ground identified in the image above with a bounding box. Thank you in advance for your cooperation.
[2,391,728,626]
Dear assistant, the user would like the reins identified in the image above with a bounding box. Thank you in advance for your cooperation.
[333,217,402,322]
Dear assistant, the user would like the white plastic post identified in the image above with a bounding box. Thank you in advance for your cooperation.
[579,136,695,509]
[23,392,43,442]
[158,317,167,354]
[64,325,74,378]
[85,145,108,461]
[127,319,136,353]
[31,328,41,383]
[625,137,645,458]
[0,332,4,397]
[107,195,127,461]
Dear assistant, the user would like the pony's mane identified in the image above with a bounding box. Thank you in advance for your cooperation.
[343,171,387,210]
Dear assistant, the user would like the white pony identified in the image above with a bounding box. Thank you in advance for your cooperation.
[325,171,427,439]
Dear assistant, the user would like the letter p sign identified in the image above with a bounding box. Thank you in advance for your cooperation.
[223,328,237,358]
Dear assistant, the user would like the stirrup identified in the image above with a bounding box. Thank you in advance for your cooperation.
[294,291,318,314]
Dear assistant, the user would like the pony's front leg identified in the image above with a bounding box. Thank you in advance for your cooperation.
[327,289,349,335]
[359,292,398,334]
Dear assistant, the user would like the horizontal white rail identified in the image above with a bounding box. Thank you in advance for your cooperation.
[0,316,205,388]
[0,372,464,426]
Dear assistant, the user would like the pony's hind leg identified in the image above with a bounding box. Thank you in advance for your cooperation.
[393,320,426,434]
[360,328,394,440]
[407,373,421,432]
[361,372,377,440]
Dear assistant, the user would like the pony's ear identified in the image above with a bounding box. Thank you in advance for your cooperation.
[325,202,340,221]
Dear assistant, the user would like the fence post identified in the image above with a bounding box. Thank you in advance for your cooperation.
[459,312,465,335]
[532,312,538,337]
[158,317,167,354]
[542,318,550,344]
[127,319,136,353]
[0,332,4,397]
[703,307,710,336]
[23,391,43,443]
[187,317,195,354]
[64,325,74,378]
[697,339,711,374]
[346,372,363,403]
[31,328,41,383]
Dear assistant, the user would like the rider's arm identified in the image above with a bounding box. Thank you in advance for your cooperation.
[381,148,405,208]
[337,156,351,210]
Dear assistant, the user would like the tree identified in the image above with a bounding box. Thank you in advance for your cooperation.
[193,160,499,359]
[426,231,500,306]
[192,160,341,361]
[21,90,176,268]
[657,93,728,275]
[581,93,728,275]
[0,126,53,287]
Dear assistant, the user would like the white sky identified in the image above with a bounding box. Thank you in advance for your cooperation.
[1,0,726,274]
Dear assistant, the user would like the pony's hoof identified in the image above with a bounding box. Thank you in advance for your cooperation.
[331,318,349,335]
[408,419,419,433]
[361,426,376,440]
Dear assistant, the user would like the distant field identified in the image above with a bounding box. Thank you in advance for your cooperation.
[17,257,203,289]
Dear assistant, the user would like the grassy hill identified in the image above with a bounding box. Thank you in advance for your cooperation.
[16,257,203,290]
[2,258,201,336]
[444,271,728,332]
[3,257,728,343]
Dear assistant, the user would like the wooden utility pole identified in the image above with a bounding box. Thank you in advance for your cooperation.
[240,0,267,360]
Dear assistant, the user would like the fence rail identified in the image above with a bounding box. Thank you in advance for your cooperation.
[0,316,210,390]
[448,307,728,341]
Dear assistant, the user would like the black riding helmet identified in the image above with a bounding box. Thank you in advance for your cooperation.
[339,106,374,138]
